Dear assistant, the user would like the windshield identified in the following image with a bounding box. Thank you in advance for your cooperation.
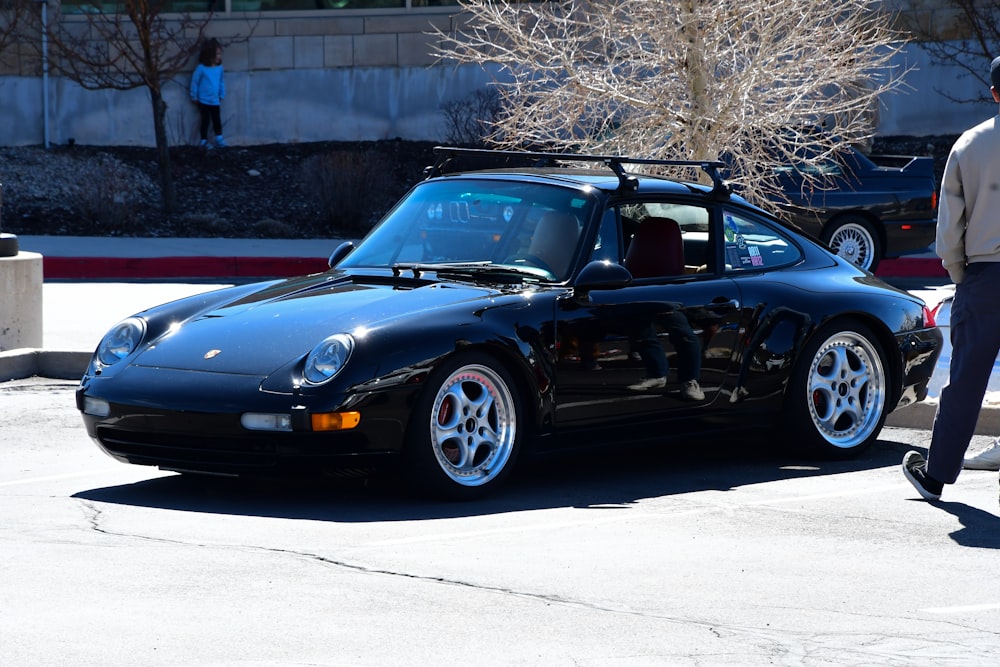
[339,178,596,281]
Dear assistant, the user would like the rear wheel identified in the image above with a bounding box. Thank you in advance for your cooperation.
[405,352,522,500]
[785,321,888,457]
[822,215,881,272]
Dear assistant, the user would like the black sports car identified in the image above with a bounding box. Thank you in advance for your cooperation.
[772,144,937,273]
[77,148,942,499]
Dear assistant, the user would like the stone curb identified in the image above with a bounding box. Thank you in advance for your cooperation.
[0,349,90,382]
[884,399,1000,437]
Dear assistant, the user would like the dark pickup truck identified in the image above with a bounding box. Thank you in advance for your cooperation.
[772,146,937,272]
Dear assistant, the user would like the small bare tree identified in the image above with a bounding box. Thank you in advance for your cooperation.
[435,0,910,208]
[908,0,1000,106]
[41,1,218,213]
[0,0,31,56]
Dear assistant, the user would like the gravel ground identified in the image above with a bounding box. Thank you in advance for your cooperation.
[0,136,956,239]
[0,140,437,239]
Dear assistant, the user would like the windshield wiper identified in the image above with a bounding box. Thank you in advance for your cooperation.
[391,262,544,283]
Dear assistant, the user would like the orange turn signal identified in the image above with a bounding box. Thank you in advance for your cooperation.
[311,411,361,431]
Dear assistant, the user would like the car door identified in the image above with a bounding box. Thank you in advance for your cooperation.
[552,202,743,430]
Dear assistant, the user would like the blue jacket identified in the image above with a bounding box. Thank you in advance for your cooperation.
[190,64,225,106]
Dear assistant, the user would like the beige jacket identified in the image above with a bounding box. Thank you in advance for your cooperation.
[937,113,1000,284]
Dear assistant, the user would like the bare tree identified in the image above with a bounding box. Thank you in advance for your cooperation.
[0,0,32,56]
[908,0,1000,105]
[434,0,910,208]
[41,1,218,212]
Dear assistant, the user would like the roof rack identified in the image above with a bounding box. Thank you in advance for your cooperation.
[427,146,732,197]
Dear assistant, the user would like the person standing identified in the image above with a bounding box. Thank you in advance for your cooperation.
[190,39,227,150]
[902,57,1000,501]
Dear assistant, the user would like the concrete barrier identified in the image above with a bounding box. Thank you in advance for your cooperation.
[0,349,90,382]
[0,250,44,351]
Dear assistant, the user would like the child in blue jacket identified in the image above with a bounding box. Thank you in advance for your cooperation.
[190,39,227,149]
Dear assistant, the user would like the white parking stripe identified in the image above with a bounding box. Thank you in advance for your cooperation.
[921,602,1000,614]
[0,469,125,488]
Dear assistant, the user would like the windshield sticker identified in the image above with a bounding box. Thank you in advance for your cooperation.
[724,214,738,242]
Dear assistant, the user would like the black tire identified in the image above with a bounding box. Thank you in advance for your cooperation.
[0,233,19,257]
[785,320,888,458]
[821,215,882,273]
[404,352,523,500]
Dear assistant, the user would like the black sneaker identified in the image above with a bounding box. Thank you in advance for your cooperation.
[902,450,943,500]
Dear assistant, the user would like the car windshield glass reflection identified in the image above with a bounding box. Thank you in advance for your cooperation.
[339,179,595,281]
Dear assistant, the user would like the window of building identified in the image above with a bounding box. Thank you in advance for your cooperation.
[59,0,461,15]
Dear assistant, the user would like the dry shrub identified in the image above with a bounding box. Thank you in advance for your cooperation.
[173,212,235,236]
[76,155,156,233]
[251,218,297,238]
[300,149,395,234]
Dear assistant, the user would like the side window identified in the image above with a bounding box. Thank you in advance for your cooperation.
[722,210,802,273]
[589,208,621,263]
[619,203,713,277]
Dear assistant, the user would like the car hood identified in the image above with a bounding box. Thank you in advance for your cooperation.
[131,274,514,375]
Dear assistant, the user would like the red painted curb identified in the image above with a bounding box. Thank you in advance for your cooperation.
[875,257,948,279]
[43,256,330,280]
[40,254,945,280]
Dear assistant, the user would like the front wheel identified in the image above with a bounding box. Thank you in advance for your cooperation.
[822,215,882,273]
[405,353,522,500]
[785,321,888,458]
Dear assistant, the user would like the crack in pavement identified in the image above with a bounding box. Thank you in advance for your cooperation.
[72,497,994,664]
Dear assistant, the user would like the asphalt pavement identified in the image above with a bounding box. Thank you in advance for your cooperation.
[2,235,998,436]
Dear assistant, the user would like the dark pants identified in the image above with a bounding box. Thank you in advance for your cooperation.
[198,103,222,140]
[633,310,701,383]
[927,262,1000,484]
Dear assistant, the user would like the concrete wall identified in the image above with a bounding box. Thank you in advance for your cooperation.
[0,1,994,147]
[1,63,504,147]
[1,6,503,147]
[880,44,997,136]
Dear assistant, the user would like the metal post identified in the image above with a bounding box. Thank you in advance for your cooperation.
[41,0,50,149]
[0,183,20,257]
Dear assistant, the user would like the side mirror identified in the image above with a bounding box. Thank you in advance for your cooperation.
[574,260,632,295]
[327,241,355,268]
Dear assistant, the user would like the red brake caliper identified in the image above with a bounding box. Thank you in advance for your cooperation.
[438,397,451,426]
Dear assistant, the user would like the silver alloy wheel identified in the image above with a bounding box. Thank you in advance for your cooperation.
[827,221,876,270]
[428,363,517,487]
[805,331,886,449]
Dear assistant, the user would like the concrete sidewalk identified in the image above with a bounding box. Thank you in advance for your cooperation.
[2,235,997,436]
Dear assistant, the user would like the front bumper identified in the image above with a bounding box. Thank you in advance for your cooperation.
[77,367,418,477]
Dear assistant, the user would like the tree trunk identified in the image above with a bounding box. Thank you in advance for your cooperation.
[150,91,176,213]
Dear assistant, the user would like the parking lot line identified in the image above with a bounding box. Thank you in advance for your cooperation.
[921,602,1000,614]
[0,468,127,488]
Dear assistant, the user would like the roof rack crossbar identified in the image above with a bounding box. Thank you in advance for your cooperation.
[428,146,731,196]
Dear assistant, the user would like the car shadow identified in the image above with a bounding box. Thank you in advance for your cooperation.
[73,433,921,522]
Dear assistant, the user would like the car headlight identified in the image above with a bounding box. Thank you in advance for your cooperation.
[303,333,354,384]
[95,317,146,367]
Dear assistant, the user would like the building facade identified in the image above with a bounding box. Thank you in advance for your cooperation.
[0,0,992,147]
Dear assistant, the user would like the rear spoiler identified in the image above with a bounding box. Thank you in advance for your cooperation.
[867,154,934,173]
